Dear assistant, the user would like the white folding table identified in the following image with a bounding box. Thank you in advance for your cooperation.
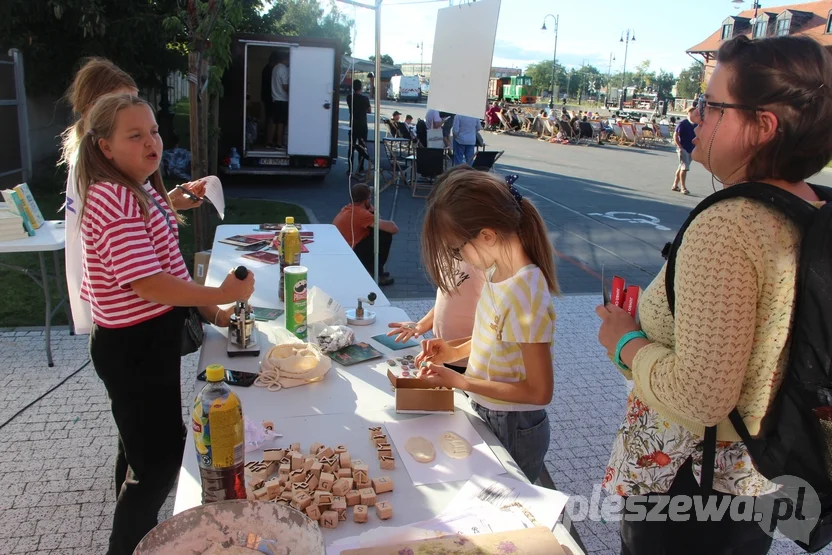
[0,220,73,366]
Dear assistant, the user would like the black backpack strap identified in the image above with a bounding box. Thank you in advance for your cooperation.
[700,425,717,496]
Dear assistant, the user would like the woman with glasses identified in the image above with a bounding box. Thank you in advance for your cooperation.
[595,34,832,554]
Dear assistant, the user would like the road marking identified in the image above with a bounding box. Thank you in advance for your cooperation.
[587,211,671,231]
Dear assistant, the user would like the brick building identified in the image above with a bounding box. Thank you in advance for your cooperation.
[687,1,832,86]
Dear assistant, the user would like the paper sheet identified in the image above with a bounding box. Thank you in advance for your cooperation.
[440,474,570,532]
[203,175,225,219]
[384,413,506,486]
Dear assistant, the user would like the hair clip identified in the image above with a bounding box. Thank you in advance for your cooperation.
[508,185,523,206]
[504,174,519,186]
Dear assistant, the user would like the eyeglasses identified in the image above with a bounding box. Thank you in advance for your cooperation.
[697,100,762,123]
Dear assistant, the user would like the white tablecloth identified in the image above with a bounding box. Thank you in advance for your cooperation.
[206,224,390,309]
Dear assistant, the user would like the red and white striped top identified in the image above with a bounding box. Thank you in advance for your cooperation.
[80,182,191,328]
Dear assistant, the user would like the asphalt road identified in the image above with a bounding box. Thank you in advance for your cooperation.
[222,98,832,299]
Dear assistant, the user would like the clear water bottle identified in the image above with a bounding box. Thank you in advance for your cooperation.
[192,364,246,503]
[229,148,241,170]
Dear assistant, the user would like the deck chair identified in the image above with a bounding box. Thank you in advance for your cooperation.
[620,123,638,146]
[656,124,671,144]
[542,119,555,139]
[610,123,625,144]
[577,121,595,145]
[383,137,412,190]
[471,150,504,172]
[384,117,401,138]
[412,148,446,198]
[560,121,579,144]
[496,111,512,133]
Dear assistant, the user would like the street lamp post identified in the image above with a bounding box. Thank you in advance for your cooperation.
[620,29,635,106]
[416,41,424,74]
[606,52,615,105]
[541,14,559,109]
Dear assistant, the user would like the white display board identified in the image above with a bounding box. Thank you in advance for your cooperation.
[426,0,502,119]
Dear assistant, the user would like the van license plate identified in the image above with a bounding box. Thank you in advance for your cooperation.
[259,158,289,166]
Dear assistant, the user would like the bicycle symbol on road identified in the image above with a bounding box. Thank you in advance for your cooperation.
[587,211,671,231]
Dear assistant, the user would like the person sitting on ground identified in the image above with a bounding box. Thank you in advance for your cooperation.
[333,184,398,286]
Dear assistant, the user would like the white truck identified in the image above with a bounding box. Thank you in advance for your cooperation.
[219,33,340,177]
[387,75,422,103]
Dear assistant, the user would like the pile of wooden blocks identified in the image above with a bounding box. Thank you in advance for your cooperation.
[244,439,394,529]
[368,426,395,470]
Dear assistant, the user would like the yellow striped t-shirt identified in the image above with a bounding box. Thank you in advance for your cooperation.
[466,265,556,412]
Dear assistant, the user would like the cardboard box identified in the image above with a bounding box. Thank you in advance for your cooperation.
[387,368,454,414]
[193,250,212,285]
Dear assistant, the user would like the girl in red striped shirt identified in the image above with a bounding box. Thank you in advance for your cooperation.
[75,93,255,555]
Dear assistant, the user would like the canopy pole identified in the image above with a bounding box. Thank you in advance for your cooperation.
[373,0,382,284]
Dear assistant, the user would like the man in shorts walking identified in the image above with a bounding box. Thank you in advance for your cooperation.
[672,106,696,195]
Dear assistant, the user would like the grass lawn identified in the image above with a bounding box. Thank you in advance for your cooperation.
[0,164,307,328]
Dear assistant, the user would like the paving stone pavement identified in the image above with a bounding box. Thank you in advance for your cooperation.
[0,297,820,554]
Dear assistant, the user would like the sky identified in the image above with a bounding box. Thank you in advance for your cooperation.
[339,0,761,76]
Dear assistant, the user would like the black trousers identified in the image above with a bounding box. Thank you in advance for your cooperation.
[353,228,392,276]
[620,458,774,555]
[90,308,186,555]
[348,128,369,173]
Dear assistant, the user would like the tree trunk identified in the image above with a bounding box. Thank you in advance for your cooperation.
[189,53,211,252]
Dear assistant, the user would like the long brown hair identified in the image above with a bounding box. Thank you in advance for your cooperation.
[75,94,173,222]
[59,58,137,167]
[717,35,832,182]
[422,168,559,295]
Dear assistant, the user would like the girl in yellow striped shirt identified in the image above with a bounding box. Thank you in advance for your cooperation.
[416,169,558,481]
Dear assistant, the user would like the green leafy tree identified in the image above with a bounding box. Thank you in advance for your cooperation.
[676,61,704,99]
[0,0,185,95]
[266,0,353,55]
[369,54,395,65]
[524,59,567,96]
[653,69,676,101]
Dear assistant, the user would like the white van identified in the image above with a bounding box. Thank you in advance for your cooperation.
[388,75,422,103]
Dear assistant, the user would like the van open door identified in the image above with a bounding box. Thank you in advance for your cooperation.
[287,46,335,157]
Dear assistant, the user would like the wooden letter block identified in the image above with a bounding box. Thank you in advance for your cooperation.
[337,468,352,479]
[309,442,324,455]
[339,451,351,469]
[303,457,315,474]
[345,489,360,507]
[280,490,294,502]
[375,500,392,520]
[379,456,395,470]
[352,463,369,478]
[331,478,351,496]
[351,459,365,469]
[317,447,334,460]
[376,443,392,459]
[306,504,322,521]
[354,471,370,488]
[245,461,271,483]
[253,486,269,501]
[290,442,301,452]
[354,504,368,523]
[332,495,347,521]
[318,472,335,492]
[291,481,310,493]
[306,474,319,492]
[263,448,285,462]
[372,476,394,494]
[291,452,304,471]
[334,444,348,454]
[314,492,333,507]
[368,426,382,439]
[279,463,291,475]
[320,510,338,529]
[372,434,387,447]
[290,469,306,483]
[265,478,282,499]
[246,485,255,501]
[359,487,376,507]
[291,491,313,511]
[310,461,323,479]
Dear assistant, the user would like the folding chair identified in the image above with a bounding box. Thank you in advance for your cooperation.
[610,123,625,144]
[411,148,446,198]
[496,112,512,133]
[620,123,638,146]
[471,150,504,172]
